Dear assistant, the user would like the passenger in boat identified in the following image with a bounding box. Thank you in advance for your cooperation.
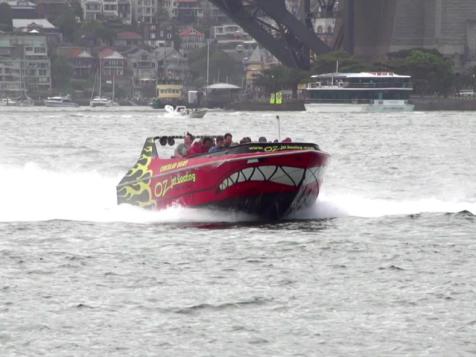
[239,137,252,144]
[282,137,292,143]
[258,136,267,143]
[174,132,194,158]
[224,133,233,148]
[188,136,214,155]
[209,135,225,153]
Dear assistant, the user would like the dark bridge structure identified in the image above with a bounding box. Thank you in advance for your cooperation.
[208,0,333,70]
[208,0,476,70]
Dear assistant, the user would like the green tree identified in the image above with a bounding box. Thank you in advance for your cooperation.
[254,65,308,98]
[0,3,13,32]
[188,44,243,86]
[80,21,116,45]
[385,49,454,95]
[310,51,373,74]
[51,55,73,90]
[52,6,77,42]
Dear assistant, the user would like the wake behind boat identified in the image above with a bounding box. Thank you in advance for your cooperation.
[116,135,329,220]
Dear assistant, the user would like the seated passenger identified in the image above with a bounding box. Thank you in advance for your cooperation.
[174,132,194,158]
[282,137,292,143]
[258,136,267,143]
[209,135,225,153]
[188,136,214,156]
[224,133,233,148]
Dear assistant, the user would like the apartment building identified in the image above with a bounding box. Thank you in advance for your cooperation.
[0,33,51,98]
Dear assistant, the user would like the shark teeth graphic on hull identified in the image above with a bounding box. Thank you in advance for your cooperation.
[219,165,321,192]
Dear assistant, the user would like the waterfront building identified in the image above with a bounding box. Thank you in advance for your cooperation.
[173,0,203,24]
[114,31,143,48]
[153,46,189,82]
[244,46,279,92]
[179,26,205,54]
[124,47,158,98]
[211,24,254,52]
[0,33,51,98]
[57,47,95,79]
[12,18,62,46]
[134,0,157,24]
[102,0,119,19]
[81,0,102,21]
[118,0,132,24]
[98,48,125,79]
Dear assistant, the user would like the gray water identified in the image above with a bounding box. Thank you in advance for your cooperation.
[0,107,475,356]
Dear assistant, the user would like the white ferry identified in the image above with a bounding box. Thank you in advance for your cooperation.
[305,72,414,112]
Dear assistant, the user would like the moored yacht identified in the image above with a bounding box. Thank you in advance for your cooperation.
[44,95,79,107]
[305,72,414,112]
[89,96,115,107]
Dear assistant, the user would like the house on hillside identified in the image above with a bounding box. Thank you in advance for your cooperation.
[179,26,205,55]
[124,47,158,98]
[153,46,189,82]
[244,46,279,93]
[57,47,95,78]
[12,18,62,46]
[98,48,125,79]
[114,31,142,48]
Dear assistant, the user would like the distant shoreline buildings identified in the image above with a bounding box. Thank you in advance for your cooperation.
[1,0,476,102]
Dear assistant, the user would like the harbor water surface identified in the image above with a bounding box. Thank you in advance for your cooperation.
[0,108,475,356]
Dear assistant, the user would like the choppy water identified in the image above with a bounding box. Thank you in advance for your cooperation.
[0,107,475,356]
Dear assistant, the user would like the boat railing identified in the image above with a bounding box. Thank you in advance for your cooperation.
[308,81,413,89]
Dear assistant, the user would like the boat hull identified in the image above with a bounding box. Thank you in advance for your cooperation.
[117,140,328,220]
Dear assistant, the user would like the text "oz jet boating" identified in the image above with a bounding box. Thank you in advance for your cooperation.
[116,136,329,220]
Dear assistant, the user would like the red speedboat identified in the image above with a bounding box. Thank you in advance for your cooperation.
[116,136,329,219]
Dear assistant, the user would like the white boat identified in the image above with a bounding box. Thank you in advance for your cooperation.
[44,95,79,107]
[164,105,207,118]
[89,65,118,107]
[0,98,18,106]
[367,99,415,112]
[189,108,207,118]
[90,96,115,107]
[305,71,414,113]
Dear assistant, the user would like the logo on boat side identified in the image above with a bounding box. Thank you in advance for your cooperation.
[154,172,196,198]
[160,160,189,173]
[248,145,313,152]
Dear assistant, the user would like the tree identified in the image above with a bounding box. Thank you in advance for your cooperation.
[80,21,116,46]
[385,49,454,95]
[254,65,308,98]
[0,3,13,32]
[51,55,73,90]
[52,6,77,42]
[188,44,243,87]
[310,51,373,74]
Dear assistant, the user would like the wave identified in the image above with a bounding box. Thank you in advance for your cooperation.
[0,163,474,223]
[291,191,476,219]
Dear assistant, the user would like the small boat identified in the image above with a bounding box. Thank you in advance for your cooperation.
[164,104,188,115]
[0,98,17,106]
[116,135,329,220]
[89,96,115,107]
[44,95,79,107]
[189,108,207,118]
[164,105,207,118]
